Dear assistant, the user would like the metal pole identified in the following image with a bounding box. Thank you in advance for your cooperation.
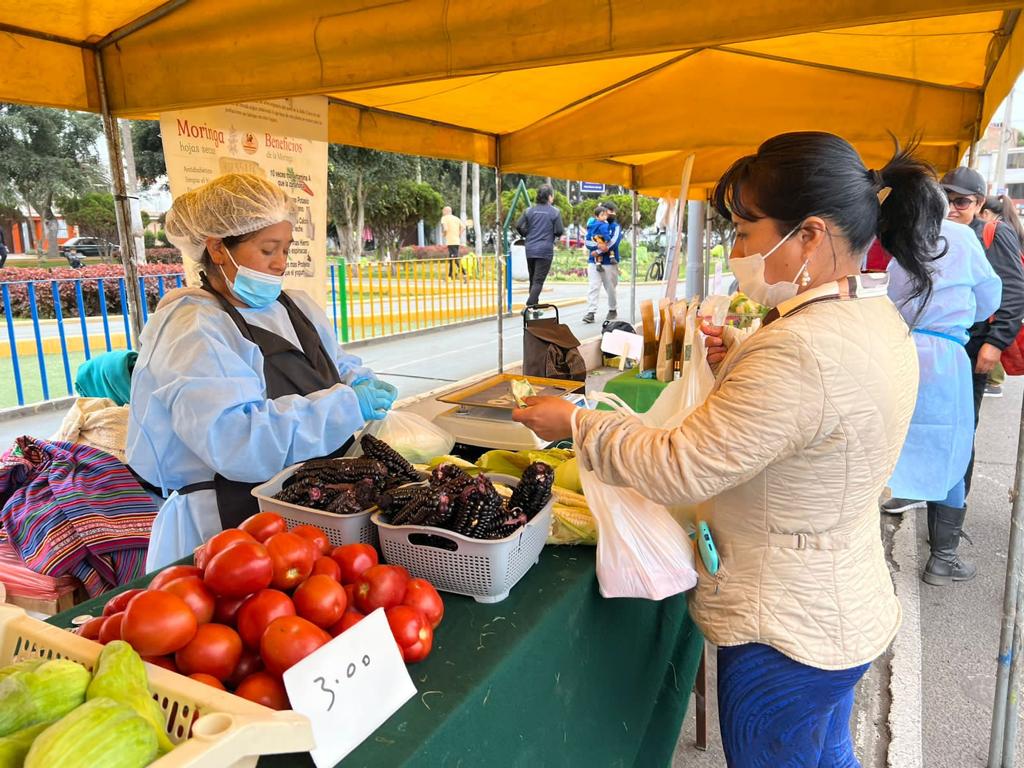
[630,189,638,325]
[685,200,705,299]
[703,194,712,299]
[988,397,1024,766]
[94,52,144,346]
[495,166,504,372]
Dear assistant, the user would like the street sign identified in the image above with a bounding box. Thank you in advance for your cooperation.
[579,181,606,194]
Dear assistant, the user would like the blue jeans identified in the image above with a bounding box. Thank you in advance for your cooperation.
[718,643,870,767]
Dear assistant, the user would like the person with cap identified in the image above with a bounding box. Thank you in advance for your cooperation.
[127,173,397,570]
[582,202,621,324]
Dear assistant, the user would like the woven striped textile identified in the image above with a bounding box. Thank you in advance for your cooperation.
[0,437,156,597]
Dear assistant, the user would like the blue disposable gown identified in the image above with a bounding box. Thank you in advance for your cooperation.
[127,288,373,569]
[887,220,1001,500]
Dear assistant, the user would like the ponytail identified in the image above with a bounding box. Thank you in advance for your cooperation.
[983,194,1024,245]
[874,138,945,311]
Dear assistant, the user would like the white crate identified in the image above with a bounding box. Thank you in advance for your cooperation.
[372,474,553,604]
[251,463,381,548]
[0,603,313,768]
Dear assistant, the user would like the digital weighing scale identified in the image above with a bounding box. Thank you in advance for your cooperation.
[431,374,583,451]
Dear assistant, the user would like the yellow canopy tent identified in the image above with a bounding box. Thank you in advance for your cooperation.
[2,1,1023,196]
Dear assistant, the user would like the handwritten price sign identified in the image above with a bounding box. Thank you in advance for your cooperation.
[283,609,416,767]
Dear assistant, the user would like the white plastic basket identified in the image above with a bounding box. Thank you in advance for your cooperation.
[372,473,553,604]
[0,603,313,768]
[251,463,382,548]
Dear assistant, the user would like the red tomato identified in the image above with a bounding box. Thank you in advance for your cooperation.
[354,565,408,613]
[143,655,178,672]
[328,609,365,637]
[402,579,444,628]
[148,565,202,591]
[103,589,144,617]
[213,595,248,625]
[312,556,342,582]
[265,532,316,590]
[98,613,125,644]
[236,589,296,650]
[293,575,347,629]
[260,616,331,676]
[77,616,105,640]
[239,512,287,543]
[204,541,273,598]
[291,525,330,556]
[175,623,243,681]
[235,672,289,710]
[402,627,434,663]
[189,673,226,690]
[196,529,257,570]
[385,605,433,663]
[330,544,378,584]
[121,590,198,656]
[159,576,216,625]
[226,649,264,688]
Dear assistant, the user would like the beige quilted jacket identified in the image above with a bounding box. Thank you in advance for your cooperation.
[573,278,918,669]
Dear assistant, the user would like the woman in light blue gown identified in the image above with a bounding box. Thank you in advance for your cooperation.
[888,217,1001,585]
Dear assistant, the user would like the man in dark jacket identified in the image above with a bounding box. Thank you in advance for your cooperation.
[515,184,564,306]
[942,166,1024,497]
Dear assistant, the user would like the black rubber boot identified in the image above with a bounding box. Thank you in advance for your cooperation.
[922,503,976,586]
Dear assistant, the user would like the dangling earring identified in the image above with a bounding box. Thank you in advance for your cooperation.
[800,264,812,287]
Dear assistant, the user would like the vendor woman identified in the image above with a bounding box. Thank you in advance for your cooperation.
[127,174,396,570]
[513,132,941,766]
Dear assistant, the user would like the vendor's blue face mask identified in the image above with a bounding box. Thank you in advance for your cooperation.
[221,245,284,308]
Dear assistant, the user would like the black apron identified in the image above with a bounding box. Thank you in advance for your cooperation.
[190,278,352,529]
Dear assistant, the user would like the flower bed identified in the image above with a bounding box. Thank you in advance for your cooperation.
[0,264,186,319]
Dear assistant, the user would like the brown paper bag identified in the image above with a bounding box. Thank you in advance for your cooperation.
[656,299,675,382]
[671,300,688,372]
[640,299,658,371]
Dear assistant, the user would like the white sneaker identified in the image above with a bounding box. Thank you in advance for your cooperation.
[880,497,926,515]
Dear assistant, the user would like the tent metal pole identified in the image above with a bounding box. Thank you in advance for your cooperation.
[988,396,1024,766]
[495,167,504,373]
[630,189,638,325]
[94,51,144,347]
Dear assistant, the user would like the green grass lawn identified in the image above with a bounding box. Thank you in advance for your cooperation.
[0,348,91,409]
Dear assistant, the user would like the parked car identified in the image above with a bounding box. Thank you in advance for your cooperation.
[60,236,120,265]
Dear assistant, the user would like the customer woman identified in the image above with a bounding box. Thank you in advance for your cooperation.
[127,174,396,570]
[513,132,942,766]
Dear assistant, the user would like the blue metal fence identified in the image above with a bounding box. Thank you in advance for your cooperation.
[0,272,185,408]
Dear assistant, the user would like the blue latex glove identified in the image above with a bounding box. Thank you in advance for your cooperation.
[352,380,391,421]
[368,378,398,406]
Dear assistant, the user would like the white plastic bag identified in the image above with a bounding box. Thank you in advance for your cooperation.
[580,392,698,600]
[355,411,454,464]
[642,298,715,430]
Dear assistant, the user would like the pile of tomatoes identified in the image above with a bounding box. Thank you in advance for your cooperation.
[76,511,444,711]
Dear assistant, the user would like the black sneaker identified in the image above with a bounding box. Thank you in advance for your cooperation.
[985,384,1003,398]
[606,310,617,321]
[582,312,595,324]
[880,497,926,515]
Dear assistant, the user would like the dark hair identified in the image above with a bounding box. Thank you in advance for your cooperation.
[983,194,1024,244]
[601,201,617,212]
[536,184,554,204]
[199,231,260,273]
[593,205,606,217]
[712,131,942,306]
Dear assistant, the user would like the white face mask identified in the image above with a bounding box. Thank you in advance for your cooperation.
[729,223,809,308]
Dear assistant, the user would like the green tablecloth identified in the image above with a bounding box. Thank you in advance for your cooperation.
[600,369,669,414]
[49,547,703,768]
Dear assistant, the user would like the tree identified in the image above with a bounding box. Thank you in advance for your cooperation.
[60,192,119,260]
[365,181,443,259]
[132,120,167,188]
[327,145,415,260]
[0,104,104,256]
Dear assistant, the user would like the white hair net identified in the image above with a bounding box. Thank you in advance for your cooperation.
[164,173,299,263]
